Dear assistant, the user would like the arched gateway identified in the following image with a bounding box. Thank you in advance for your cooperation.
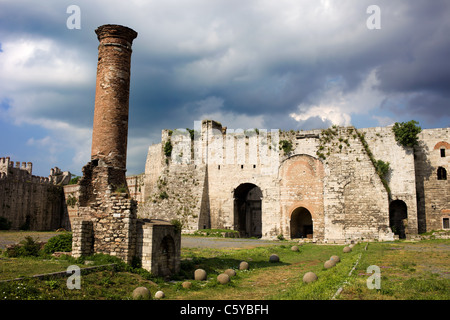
[233,183,262,238]
[279,154,325,240]
[290,207,313,239]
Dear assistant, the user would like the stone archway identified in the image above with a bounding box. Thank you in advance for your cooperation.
[290,207,313,239]
[233,183,262,238]
[158,235,176,277]
[279,154,325,241]
[389,200,408,239]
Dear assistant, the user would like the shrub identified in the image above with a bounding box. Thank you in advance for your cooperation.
[164,140,173,157]
[279,140,293,154]
[171,219,183,233]
[6,236,41,257]
[392,120,422,147]
[43,233,73,254]
[375,160,390,178]
[68,176,81,185]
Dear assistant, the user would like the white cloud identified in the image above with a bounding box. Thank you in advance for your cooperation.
[290,68,385,127]
[0,38,92,92]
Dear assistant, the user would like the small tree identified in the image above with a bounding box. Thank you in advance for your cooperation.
[392,120,422,147]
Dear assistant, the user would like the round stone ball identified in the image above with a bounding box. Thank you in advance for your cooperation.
[291,245,299,252]
[182,281,192,289]
[224,268,236,277]
[303,272,318,283]
[194,268,207,281]
[217,273,231,284]
[343,246,352,253]
[132,286,150,300]
[155,290,165,299]
[330,255,340,263]
[269,254,280,263]
[324,260,336,269]
[239,261,249,270]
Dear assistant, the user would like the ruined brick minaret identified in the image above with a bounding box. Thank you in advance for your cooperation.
[78,24,138,206]
[91,24,138,178]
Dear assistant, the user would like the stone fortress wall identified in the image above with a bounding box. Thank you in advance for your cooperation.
[0,156,71,230]
[138,120,449,243]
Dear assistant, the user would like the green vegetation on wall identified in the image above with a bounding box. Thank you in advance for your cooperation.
[392,120,422,148]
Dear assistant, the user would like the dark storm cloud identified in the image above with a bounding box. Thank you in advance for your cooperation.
[1,0,449,176]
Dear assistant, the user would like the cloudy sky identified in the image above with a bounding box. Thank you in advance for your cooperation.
[0,0,449,177]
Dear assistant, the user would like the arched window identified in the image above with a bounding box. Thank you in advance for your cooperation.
[437,167,447,180]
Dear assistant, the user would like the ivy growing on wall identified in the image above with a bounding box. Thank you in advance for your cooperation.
[356,130,391,195]
[164,140,173,157]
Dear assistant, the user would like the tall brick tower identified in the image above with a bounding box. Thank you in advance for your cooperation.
[91,25,137,171]
[73,24,139,263]
[73,24,180,274]
[77,25,138,206]
[90,25,138,187]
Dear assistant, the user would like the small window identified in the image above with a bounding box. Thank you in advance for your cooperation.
[443,218,450,229]
[253,164,256,169]
[441,149,446,157]
[241,165,244,169]
[437,167,447,180]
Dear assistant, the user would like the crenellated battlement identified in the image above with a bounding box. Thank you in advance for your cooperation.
[0,156,69,230]
[0,156,71,185]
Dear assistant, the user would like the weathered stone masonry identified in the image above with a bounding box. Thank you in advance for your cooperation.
[140,121,449,243]
[0,157,71,230]
[71,25,180,276]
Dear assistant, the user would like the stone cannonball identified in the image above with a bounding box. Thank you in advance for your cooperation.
[303,272,318,283]
[224,268,236,277]
[155,290,165,299]
[330,255,340,263]
[132,286,150,300]
[182,281,192,289]
[217,273,231,284]
[324,259,336,269]
[239,261,249,270]
[269,254,280,263]
[291,245,299,252]
[194,268,207,281]
[343,246,352,253]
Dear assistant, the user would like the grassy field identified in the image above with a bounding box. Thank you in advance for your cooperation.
[0,231,449,300]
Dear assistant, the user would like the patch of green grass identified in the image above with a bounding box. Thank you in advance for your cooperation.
[0,238,448,300]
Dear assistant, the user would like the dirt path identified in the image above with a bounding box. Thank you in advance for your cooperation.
[0,231,283,250]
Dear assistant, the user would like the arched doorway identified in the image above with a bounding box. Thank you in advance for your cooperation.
[389,200,408,239]
[159,235,176,276]
[290,207,313,239]
[233,183,262,238]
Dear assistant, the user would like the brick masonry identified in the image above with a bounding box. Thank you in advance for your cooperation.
[71,24,181,276]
